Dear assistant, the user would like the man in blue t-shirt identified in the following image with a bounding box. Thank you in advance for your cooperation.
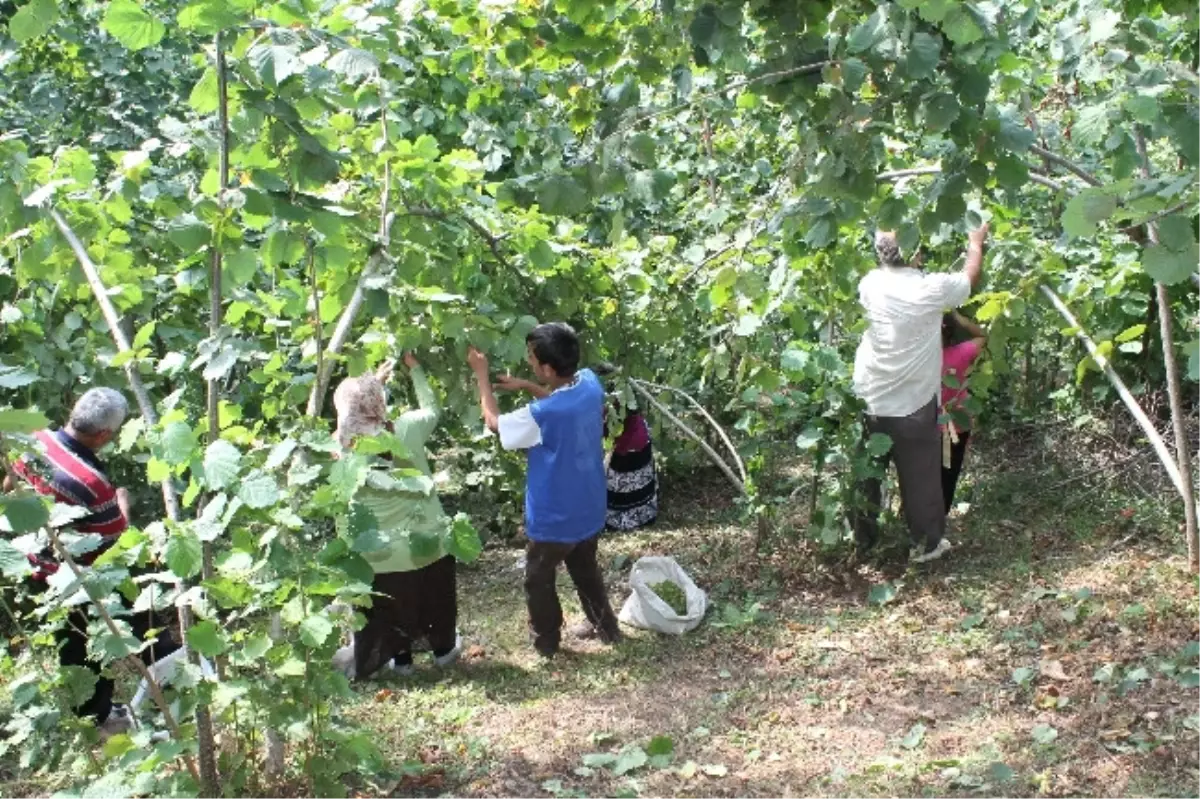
[468,323,621,657]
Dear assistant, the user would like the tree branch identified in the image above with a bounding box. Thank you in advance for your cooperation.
[629,381,745,496]
[875,165,1069,193]
[602,62,833,145]
[631,379,746,484]
[1038,283,1186,500]
[401,205,511,271]
[1028,144,1103,187]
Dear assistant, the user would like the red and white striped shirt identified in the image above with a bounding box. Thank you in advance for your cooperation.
[12,429,127,576]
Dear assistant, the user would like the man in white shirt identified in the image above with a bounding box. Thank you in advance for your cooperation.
[851,223,988,563]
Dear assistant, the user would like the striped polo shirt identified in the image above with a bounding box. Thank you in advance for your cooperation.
[12,429,127,576]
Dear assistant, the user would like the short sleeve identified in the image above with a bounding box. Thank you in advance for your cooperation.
[498,405,542,450]
[927,272,971,308]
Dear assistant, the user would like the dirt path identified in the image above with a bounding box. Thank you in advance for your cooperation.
[348,453,1199,798]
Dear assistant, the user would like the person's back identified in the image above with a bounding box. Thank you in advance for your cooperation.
[854,257,970,418]
[523,368,606,542]
[849,226,987,564]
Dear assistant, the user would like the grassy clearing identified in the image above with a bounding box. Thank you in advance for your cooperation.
[343,428,1199,798]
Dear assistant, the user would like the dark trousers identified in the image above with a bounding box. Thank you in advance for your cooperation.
[58,602,179,724]
[941,430,972,513]
[354,555,457,679]
[525,534,619,656]
[852,397,945,553]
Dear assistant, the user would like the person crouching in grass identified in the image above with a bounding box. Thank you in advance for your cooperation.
[467,323,622,658]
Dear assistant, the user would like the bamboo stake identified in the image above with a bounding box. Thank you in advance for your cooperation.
[629,381,745,496]
[631,379,746,484]
[1038,284,1186,500]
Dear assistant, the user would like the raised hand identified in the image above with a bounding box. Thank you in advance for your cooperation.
[374,358,396,383]
[403,352,419,370]
[467,346,489,374]
[968,222,989,248]
[493,374,529,393]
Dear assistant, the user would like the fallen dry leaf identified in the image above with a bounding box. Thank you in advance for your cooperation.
[373,689,393,703]
[465,644,486,660]
[1040,659,1070,681]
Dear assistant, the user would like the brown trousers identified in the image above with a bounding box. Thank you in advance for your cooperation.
[525,534,619,656]
[851,397,945,553]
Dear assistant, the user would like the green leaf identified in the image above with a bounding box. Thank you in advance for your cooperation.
[1155,214,1197,252]
[1062,188,1116,238]
[1184,338,1199,382]
[2,496,49,534]
[177,0,250,34]
[841,58,868,93]
[185,620,229,657]
[1115,324,1146,344]
[1031,723,1058,744]
[1072,105,1110,148]
[868,581,899,605]
[0,409,48,433]
[993,153,1029,188]
[627,133,657,167]
[299,614,334,648]
[160,421,198,465]
[804,216,836,249]
[1012,666,1035,685]
[447,514,483,563]
[103,0,165,51]
[1124,95,1159,125]
[925,94,960,133]
[1142,243,1199,285]
[203,439,242,490]
[866,433,893,457]
[9,0,58,42]
[225,248,258,286]
[165,530,203,579]
[988,762,1015,783]
[61,665,99,709]
[613,746,648,776]
[795,427,822,450]
[907,32,941,79]
[537,175,589,216]
[188,69,219,114]
[238,471,280,509]
[0,365,39,389]
[846,8,887,54]
[167,215,210,251]
[326,47,379,81]
[582,753,618,768]
[528,240,557,271]
[900,722,926,749]
[646,735,674,758]
[0,539,32,578]
[941,6,983,45]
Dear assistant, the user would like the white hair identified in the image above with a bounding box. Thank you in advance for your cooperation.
[69,387,129,436]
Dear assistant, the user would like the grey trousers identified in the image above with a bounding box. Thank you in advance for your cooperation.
[851,397,945,553]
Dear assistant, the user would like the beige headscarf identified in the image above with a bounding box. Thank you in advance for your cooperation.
[333,361,393,449]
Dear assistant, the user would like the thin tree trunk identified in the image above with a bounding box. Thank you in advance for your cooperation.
[1136,129,1199,571]
[190,32,232,795]
[630,381,745,495]
[46,209,205,781]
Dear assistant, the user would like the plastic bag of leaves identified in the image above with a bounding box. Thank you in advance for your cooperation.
[618,556,707,635]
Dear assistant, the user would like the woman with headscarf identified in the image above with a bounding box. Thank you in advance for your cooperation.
[331,354,478,679]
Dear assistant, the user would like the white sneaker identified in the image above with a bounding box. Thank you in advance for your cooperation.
[387,660,415,677]
[433,633,464,667]
[332,644,356,679]
[98,705,135,740]
[912,538,951,564]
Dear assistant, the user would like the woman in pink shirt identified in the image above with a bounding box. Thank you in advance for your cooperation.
[941,311,987,514]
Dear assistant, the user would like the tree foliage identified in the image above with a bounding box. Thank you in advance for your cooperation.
[0,0,1195,793]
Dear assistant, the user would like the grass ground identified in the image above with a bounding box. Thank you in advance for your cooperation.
[343,426,1199,798]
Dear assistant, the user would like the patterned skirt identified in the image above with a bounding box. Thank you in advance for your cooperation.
[606,443,658,531]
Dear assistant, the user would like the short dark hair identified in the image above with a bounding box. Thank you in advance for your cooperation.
[527,322,580,377]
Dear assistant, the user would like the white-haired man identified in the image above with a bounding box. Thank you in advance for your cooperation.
[850,224,988,563]
[6,387,176,736]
